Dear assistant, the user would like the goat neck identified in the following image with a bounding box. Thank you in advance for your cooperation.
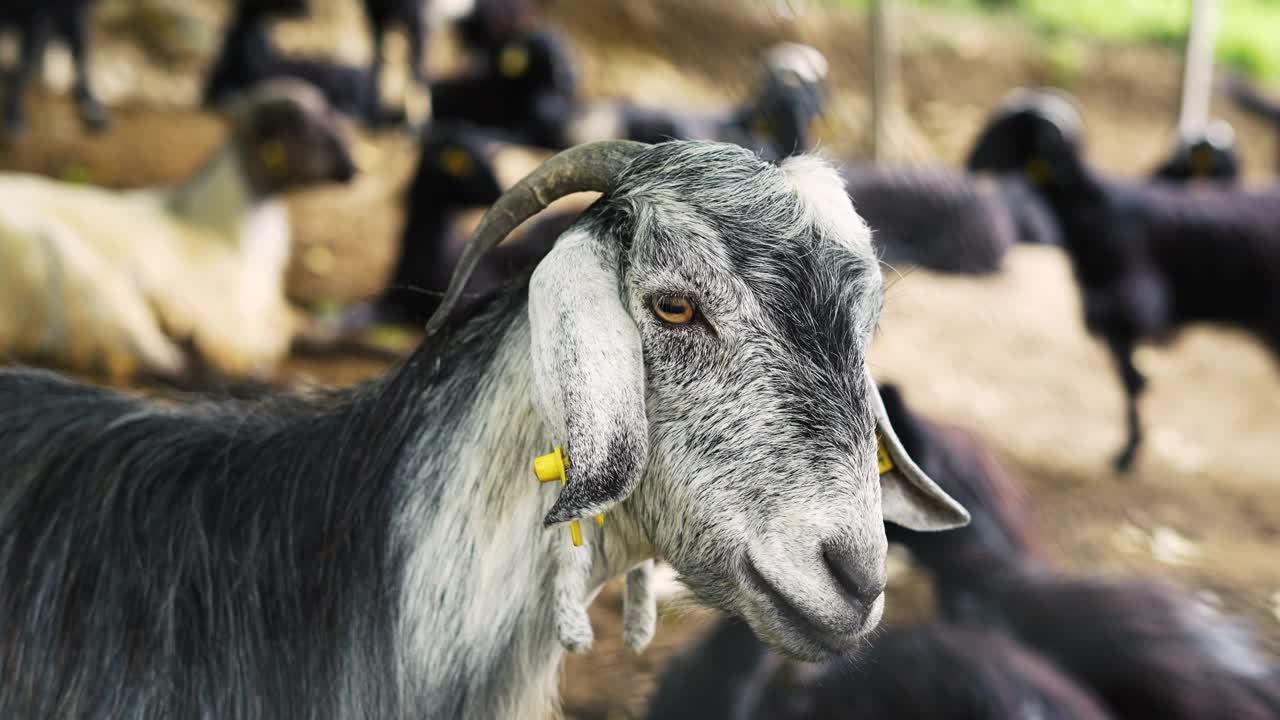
[391,291,652,718]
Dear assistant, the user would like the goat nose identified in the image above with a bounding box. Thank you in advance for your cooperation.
[822,544,887,612]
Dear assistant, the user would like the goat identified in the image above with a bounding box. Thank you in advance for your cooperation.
[0,79,355,380]
[0,0,106,136]
[566,43,830,162]
[645,615,1112,720]
[966,88,1280,471]
[620,43,828,161]
[643,617,776,720]
[429,27,578,148]
[847,166,1059,274]
[968,88,1237,186]
[0,140,969,718]
[880,382,1280,720]
[354,123,576,330]
[870,112,1233,276]
[854,113,1235,276]
[1151,120,1239,184]
[204,0,404,127]
[431,33,827,159]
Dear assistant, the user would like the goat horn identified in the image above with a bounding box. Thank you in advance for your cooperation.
[424,140,650,335]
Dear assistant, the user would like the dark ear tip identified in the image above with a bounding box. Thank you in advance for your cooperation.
[543,503,578,527]
[543,491,575,526]
[543,483,606,526]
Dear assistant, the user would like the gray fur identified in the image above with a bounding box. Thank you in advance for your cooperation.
[623,560,658,651]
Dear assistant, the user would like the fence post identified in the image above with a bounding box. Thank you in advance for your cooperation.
[1178,0,1220,140]
[870,0,897,162]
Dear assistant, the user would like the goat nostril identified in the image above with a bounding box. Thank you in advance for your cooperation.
[822,547,887,611]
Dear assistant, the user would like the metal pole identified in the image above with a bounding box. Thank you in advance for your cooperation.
[1178,0,1219,140]
[870,0,896,162]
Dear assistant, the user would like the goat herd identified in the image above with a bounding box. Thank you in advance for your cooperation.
[0,0,1277,718]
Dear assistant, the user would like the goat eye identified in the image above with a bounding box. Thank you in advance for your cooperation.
[651,295,695,324]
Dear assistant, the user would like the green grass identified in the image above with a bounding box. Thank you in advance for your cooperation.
[834,0,1280,81]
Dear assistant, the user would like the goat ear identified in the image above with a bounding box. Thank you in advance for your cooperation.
[529,230,648,526]
[868,371,970,531]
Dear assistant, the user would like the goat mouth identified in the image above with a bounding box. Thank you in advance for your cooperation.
[742,558,863,659]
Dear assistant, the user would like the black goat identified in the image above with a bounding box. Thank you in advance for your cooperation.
[349,123,573,331]
[576,43,829,162]
[848,167,1060,274]
[645,615,1113,720]
[205,0,403,126]
[642,617,774,720]
[880,383,1280,720]
[966,89,1280,471]
[428,28,578,148]
[431,35,827,160]
[1151,120,1240,184]
[0,0,106,136]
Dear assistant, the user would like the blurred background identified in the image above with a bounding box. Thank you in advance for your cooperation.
[1,0,1278,717]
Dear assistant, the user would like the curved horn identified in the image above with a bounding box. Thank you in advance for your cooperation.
[425,140,650,335]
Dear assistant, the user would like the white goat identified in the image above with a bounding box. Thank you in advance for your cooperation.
[0,79,355,380]
[0,140,968,719]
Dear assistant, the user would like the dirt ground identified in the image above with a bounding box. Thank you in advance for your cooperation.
[1,1,1277,718]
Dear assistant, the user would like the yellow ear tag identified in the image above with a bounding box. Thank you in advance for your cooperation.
[259,140,289,178]
[877,435,895,475]
[438,147,474,178]
[1024,157,1052,185]
[533,447,605,547]
[499,44,531,79]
